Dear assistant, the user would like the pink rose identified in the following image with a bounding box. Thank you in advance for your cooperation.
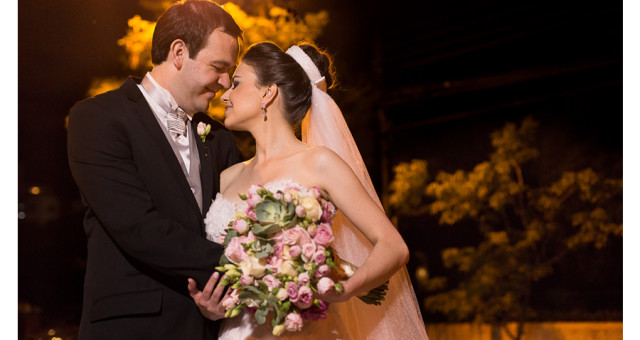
[284,312,304,332]
[317,264,331,277]
[288,245,301,258]
[222,296,236,310]
[247,193,262,208]
[297,272,310,286]
[265,255,283,272]
[295,205,306,217]
[225,237,248,264]
[247,231,257,241]
[314,250,326,265]
[286,282,299,302]
[237,232,256,245]
[313,223,334,246]
[272,243,283,258]
[321,201,336,223]
[261,274,282,292]
[245,206,257,221]
[284,192,293,202]
[301,242,317,263]
[307,224,317,237]
[240,275,254,286]
[283,227,302,245]
[309,186,321,199]
[274,192,283,200]
[294,286,314,309]
[317,277,335,295]
[232,219,249,234]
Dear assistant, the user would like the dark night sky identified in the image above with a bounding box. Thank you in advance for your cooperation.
[16,0,627,335]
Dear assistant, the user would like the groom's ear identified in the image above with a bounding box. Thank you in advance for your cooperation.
[262,84,278,107]
[169,39,188,70]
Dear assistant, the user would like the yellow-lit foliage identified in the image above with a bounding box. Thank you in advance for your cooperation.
[87,77,126,98]
[389,159,428,215]
[389,116,622,334]
[88,1,329,122]
[223,3,328,51]
[117,15,155,71]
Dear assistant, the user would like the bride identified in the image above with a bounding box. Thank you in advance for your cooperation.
[192,42,428,339]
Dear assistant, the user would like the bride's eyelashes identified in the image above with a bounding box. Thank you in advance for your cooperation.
[231,80,239,89]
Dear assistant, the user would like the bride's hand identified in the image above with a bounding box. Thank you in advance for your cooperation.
[187,272,232,321]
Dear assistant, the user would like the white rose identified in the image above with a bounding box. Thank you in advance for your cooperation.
[276,288,289,301]
[299,196,322,221]
[239,257,266,278]
[279,260,299,277]
[197,122,207,135]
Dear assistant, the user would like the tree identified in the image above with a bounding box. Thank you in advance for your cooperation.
[389,116,622,340]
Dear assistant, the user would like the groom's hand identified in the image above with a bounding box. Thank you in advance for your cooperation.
[187,272,231,321]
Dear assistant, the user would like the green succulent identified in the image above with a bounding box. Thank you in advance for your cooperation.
[253,197,297,237]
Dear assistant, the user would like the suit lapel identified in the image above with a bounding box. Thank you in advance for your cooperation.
[123,77,203,219]
[191,115,215,216]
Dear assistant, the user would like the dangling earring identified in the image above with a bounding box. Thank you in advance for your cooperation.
[261,102,267,121]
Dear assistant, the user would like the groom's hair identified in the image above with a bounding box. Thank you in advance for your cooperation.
[151,0,242,65]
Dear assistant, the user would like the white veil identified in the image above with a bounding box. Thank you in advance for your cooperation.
[287,45,429,340]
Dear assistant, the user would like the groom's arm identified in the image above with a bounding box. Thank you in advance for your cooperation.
[68,97,224,288]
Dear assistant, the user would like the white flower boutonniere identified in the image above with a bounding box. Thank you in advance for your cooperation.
[197,122,211,143]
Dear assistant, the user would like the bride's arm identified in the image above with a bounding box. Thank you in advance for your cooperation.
[308,148,410,302]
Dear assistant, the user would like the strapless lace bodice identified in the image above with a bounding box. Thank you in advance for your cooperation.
[204,192,240,244]
[204,179,312,244]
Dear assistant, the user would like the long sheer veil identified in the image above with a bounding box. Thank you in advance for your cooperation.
[291,46,429,339]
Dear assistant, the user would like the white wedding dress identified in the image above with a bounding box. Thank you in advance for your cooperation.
[204,178,429,340]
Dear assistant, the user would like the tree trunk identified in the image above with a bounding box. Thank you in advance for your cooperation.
[491,323,502,340]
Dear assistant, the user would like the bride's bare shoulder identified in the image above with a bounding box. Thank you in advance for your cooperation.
[220,160,250,192]
[301,146,348,172]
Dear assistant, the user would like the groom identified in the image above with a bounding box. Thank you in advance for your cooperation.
[67,1,243,338]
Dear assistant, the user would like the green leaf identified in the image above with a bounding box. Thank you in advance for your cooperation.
[223,230,238,246]
[254,242,274,259]
[280,301,291,315]
[252,223,282,238]
[255,308,268,325]
[219,254,230,266]
[238,289,261,303]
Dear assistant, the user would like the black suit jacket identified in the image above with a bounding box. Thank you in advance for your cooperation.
[67,77,243,339]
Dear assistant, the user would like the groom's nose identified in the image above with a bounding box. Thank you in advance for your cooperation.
[218,72,231,89]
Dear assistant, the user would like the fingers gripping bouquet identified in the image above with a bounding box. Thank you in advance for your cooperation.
[216,184,388,336]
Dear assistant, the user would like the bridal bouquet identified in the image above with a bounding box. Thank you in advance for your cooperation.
[216,183,387,336]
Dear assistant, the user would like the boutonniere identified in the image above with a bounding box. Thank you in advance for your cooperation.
[197,122,211,143]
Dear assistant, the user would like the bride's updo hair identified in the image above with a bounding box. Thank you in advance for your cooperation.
[241,42,335,125]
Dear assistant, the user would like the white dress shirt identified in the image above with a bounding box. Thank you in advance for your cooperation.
[137,73,192,173]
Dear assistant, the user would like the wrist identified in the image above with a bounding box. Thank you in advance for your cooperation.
[341,274,365,299]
